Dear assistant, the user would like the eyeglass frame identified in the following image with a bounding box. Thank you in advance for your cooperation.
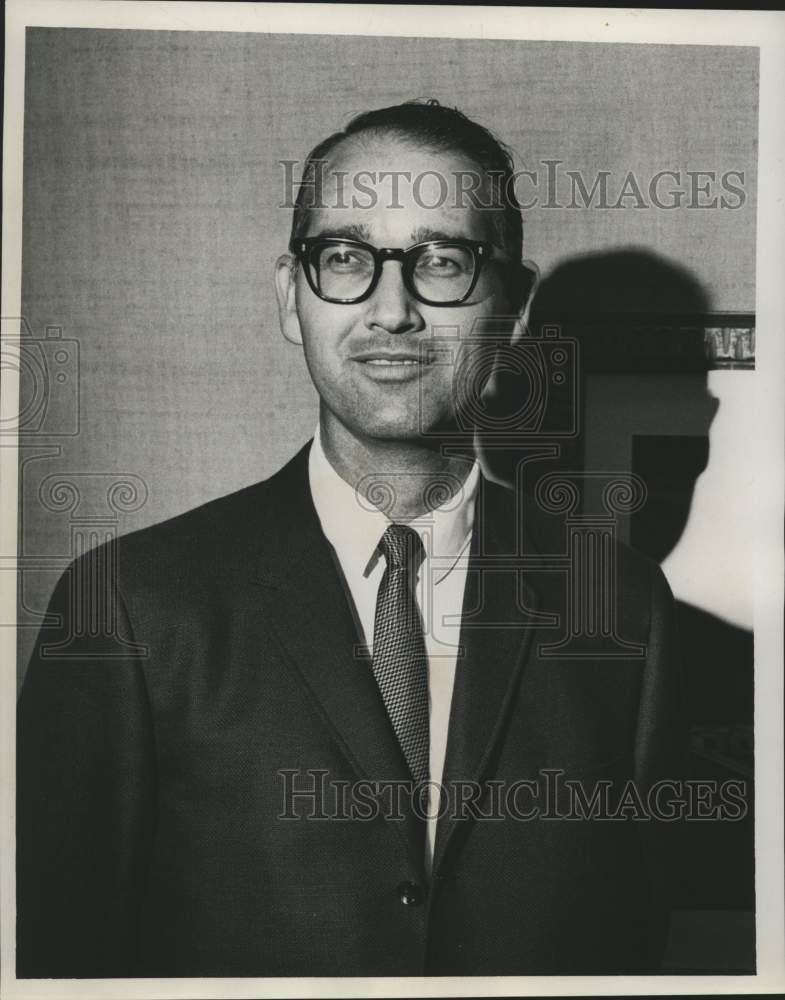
[289,235,517,306]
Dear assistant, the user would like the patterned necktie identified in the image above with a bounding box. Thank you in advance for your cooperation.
[372,524,430,787]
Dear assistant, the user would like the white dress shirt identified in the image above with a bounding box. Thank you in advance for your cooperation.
[308,427,479,871]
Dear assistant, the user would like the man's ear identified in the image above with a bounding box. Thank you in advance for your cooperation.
[509,258,540,344]
[480,259,542,413]
[274,253,304,346]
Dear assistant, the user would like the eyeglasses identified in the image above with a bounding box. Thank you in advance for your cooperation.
[290,236,514,306]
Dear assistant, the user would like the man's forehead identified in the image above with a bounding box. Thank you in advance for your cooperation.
[303,134,499,243]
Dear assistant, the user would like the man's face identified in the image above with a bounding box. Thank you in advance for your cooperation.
[276,135,520,445]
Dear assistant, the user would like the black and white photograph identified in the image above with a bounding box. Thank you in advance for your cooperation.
[2,2,784,997]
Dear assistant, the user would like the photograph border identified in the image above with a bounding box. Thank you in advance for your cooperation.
[2,3,783,998]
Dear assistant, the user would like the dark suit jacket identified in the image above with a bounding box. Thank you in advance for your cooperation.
[17,442,684,977]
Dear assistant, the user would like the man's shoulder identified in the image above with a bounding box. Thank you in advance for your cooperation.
[481,474,669,622]
[82,442,313,585]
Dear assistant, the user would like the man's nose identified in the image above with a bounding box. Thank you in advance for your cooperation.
[363,261,424,336]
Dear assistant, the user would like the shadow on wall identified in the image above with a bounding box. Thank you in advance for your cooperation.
[481,248,755,973]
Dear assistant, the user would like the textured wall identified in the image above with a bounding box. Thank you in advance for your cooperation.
[18,29,758,675]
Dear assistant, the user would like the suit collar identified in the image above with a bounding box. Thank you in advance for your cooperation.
[307,426,481,588]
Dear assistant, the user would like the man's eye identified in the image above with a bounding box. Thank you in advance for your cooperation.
[416,252,470,275]
[322,250,370,271]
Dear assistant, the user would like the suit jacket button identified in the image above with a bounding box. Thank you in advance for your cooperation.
[397,881,424,906]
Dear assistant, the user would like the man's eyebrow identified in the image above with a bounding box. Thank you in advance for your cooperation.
[310,224,372,242]
[306,224,471,245]
[410,226,468,244]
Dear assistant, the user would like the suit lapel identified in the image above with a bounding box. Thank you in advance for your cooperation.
[248,444,425,873]
[433,475,547,875]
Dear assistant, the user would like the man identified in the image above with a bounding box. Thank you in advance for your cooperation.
[17,100,683,977]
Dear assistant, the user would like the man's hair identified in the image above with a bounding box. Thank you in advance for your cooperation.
[289,99,523,264]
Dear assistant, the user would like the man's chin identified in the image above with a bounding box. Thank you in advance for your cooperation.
[359,422,428,442]
[353,414,469,445]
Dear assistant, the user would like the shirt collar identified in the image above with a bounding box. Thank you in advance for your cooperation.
[308,425,479,586]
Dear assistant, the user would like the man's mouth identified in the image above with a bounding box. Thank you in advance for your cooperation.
[362,358,423,366]
[352,351,432,366]
[350,350,433,381]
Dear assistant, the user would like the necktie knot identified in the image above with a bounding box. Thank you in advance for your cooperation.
[379,524,424,574]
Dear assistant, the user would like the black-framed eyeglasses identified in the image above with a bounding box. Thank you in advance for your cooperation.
[290,236,515,306]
